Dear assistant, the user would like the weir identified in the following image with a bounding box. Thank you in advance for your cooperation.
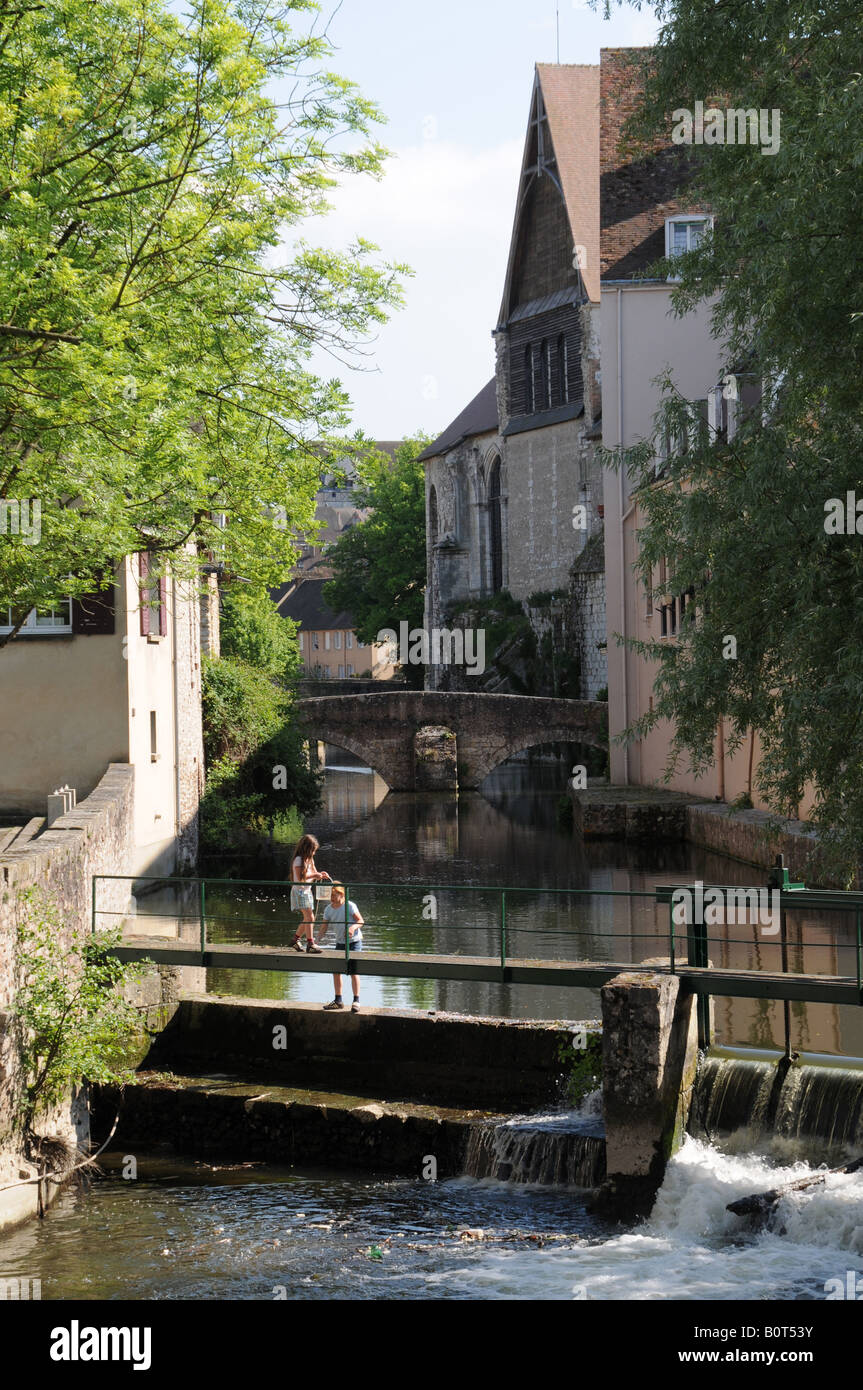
[90,870,863,1215]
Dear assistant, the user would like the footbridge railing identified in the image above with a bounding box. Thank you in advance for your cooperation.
[92,873,863,1012]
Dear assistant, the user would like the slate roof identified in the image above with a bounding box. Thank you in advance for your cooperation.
[271,578,354,632]
[416,377,499,462]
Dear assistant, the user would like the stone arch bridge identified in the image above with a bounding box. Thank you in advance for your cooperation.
[296,691,607,791]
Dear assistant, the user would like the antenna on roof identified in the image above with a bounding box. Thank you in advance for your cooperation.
[556,1,560,62]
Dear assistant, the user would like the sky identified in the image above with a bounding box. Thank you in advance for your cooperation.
[294,0,660,442]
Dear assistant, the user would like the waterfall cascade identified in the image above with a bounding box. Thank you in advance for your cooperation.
[463,1093,605,1187]
[689,1049,863,1161]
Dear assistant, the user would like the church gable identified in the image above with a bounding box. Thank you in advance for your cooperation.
[497,65,599,428]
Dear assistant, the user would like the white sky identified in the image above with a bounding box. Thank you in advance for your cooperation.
[292,0,659,440]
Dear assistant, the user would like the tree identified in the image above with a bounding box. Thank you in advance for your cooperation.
[324,437,428,684]
[219,585,300,682]
[200,584,319,851]
[0,0,407,644]
[603,2,863,877]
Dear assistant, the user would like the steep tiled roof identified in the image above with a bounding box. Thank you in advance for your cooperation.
[535,64,600,303]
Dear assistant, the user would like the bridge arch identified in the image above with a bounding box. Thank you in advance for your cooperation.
[297,692,606,791]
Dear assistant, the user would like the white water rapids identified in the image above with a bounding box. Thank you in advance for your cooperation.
[436,1135,863,1299]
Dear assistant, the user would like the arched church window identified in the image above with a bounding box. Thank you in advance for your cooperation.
[489,458,503,594]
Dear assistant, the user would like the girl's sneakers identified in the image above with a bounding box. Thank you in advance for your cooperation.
[291,936,305,952]
[306,941,323,954]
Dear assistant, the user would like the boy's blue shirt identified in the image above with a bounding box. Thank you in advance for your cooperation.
[323,900,362,939]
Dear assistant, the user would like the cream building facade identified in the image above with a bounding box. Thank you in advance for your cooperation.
[0,555,211,874]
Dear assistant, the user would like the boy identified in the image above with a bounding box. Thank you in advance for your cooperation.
[321,884,364,1012]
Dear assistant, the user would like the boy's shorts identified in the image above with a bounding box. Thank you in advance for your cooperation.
[290,886,314,911]
[333,939,363,952]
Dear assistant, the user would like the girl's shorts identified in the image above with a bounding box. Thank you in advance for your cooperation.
[290,886,314,911]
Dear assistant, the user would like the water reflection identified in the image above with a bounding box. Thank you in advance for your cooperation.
[192,753,863,1056]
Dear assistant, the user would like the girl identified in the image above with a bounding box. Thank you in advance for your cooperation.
[289,833,330,953]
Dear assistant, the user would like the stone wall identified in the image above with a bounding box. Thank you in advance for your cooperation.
[0,763,136,1231]
[685,802,822,882]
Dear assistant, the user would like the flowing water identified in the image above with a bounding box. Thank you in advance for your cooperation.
[7,753,863,1300]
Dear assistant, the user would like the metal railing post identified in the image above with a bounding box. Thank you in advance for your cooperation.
[91,875,97,936]
[344,884,351,969]
[199,879,206,956]
[500,890,507,979]
[857,908,862,999]
[668,899,675,974]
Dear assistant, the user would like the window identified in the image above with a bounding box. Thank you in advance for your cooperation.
[655,398,708,476]
[334,631,341,650]
[324,632,331,650]
[557,334,569,406]
[346,631,353,649]
[0,601,73,636]
[149,711,159,762]
[312,632,320,650]
[665,215,713,279]
[139,552,167,638]
[488,457,503,594]
[357,637,365,649]
[538,339,550,410]
[346,664,353,676]
[337,664,344,679]
[524,344,535,414]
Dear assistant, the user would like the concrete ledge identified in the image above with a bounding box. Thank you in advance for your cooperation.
[140,997,585,1110]
[93,1075,480,1176]
[571,785,704,840]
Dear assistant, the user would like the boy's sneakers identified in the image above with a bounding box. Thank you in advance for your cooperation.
[323,998,344,1011]
[351,1001,360,1013]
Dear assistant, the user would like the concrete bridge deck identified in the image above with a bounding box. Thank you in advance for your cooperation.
[112,936,862,1005]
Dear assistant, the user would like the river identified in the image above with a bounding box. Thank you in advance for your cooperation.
[3,755,862,1301]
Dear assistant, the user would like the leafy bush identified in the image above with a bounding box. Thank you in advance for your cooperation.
[219,587,301,681]
[13,893,146,1144]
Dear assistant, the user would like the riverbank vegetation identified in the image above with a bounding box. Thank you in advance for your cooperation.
[12,892,145,1181]
[200,589,319,853]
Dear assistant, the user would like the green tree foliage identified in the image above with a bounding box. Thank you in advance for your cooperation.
[219,586,301,682]
[323,437,428,683]
[0,0,406,643]
[13,893,145,1143]
[200,586,318,851]
[603,4,863,875]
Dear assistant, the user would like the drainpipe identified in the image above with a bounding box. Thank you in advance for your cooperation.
[171,573,183,872]
[617,287,630,784]
[717,716,726,802]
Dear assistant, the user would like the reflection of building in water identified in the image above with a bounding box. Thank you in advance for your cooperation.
[307,761,389,838]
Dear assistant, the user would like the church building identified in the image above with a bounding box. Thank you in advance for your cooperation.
[420,64,606,699]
